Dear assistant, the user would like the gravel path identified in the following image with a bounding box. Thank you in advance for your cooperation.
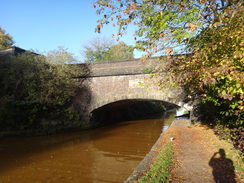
[125,119,243,183]
[168,119,242,183]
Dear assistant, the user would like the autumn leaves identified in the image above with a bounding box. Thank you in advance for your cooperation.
[93,1,199,57]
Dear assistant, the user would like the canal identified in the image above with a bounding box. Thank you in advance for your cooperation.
[0,112,176,183]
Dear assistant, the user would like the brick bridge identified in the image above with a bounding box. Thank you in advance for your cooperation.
[0,47,192,123]
[74,56,192,123]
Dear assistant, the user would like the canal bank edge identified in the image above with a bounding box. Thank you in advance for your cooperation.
[124,119,190,182]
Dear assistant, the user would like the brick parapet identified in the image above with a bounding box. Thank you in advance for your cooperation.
[77,55,182,77]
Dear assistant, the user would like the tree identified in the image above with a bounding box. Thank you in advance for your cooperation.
[46,46,78,64]
[0,27,14,49]
[93,0,206,56]
[93,1,239,55]
[167,4,244,127]
[82,37,133,62]
[82,37,114,62]
[46,46,81,79]
[0,48,81,131]
[93,0,244,127]
[105,41,134,61]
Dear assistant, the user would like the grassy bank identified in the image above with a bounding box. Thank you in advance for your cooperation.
[137,141,174,183]
[212,126,244,179]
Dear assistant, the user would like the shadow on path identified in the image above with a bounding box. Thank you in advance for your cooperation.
[209,148,236,183]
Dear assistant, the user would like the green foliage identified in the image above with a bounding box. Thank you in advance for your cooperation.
[82,37,113,62]
[168,4,244,127]
[0,49,81,131]
[82,37,133,62]
[0,27,14,49]
[93,0,204,56]
[138,142,173,183]
[213,125,244,156]
[105,41,134,61]
[142,67,154,74]
[46,46,78,64]
[93,0,243,127]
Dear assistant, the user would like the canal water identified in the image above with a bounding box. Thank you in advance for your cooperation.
[0,113,175,183]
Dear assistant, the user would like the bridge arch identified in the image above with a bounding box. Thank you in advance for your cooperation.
[74,57,192,122]
[91,94,181,113]
[90,98,179,124]
[76,73,191,122]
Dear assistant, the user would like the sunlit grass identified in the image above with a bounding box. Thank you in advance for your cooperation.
[137,142,173,183]
[215,137,244,179]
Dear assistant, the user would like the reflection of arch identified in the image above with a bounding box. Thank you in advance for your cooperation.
[90,118,168,155]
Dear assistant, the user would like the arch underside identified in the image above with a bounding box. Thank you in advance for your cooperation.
[90,93,192,115]
[79,74,192,122]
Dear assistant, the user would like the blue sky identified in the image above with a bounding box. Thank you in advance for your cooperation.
[0,0,142,61]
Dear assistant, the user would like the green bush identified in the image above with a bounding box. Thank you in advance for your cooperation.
[168,5,244,128]
[0,51,81,132]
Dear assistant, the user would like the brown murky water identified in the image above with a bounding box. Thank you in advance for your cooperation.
[0,117,174,183]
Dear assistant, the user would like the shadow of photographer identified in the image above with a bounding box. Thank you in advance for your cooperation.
[209,148,236,183]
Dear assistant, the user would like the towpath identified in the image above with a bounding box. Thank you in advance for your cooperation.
[168,119,243,183]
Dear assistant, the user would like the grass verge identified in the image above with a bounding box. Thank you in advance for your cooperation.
[214,132,244,180]
[137,141,173,183]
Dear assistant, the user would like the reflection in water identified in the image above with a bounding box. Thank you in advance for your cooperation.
[0,115,174,183]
